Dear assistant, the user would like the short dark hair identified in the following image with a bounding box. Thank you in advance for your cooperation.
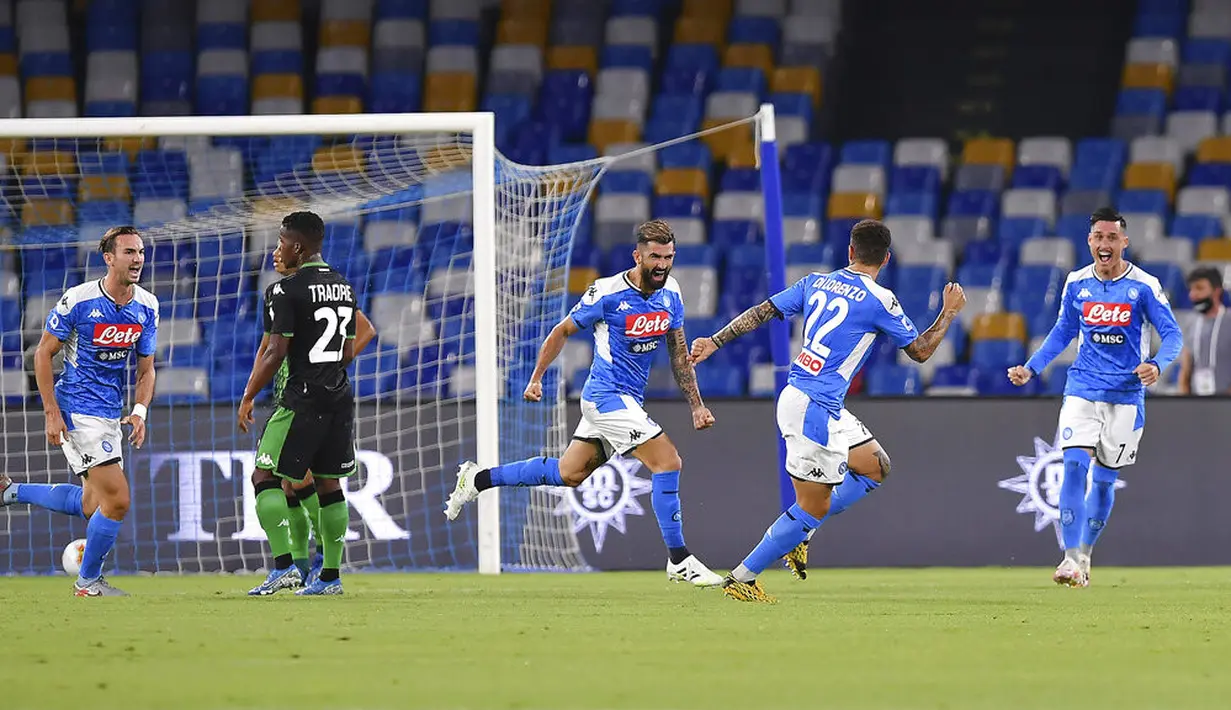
[635,219,675,246]
[850,219,892,266]
[1187,265,1224,291]
[1090,207,1127,229]
[281,211,325,244]
[99,225,140,254]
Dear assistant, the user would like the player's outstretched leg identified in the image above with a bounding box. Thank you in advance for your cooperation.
[785,441,890,580]
[0,475,86,518]
[73,463,130,597]
[444,455,566,520]
[284,474,323,583]
[1054,447,1093,588]
[629,435,723,588]
[1078,461,1120,584]
[249,471,303,595]
[297,483,347,595]
[725,479,831,603]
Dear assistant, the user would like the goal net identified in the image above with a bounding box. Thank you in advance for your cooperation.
[0,110,768,576]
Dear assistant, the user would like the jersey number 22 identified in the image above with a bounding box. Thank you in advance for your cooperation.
[310,306,353,363]
[798,292,849,373]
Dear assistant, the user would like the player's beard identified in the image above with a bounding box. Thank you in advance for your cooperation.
[640,264,670,291]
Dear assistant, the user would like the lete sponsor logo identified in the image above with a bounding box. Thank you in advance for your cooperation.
[1082,302,1132,326]
[93,323,143,347]
[625,311,671,338]
[998,432,1126,549]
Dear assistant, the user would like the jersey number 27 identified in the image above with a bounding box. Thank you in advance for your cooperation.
[798,292,849,373]
[310,306,353,363]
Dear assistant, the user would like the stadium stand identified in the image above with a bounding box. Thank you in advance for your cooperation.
[0,0,1223,400]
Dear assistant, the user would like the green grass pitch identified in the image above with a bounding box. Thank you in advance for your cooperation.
[6,567,1231,710]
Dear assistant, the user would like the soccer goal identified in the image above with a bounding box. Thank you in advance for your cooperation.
[0,107,791,576]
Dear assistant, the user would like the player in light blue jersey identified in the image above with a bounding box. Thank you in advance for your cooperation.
[1008,207,1182,587]
[0,226,158,596]
[692,220,966,602]
[444,220,725,585]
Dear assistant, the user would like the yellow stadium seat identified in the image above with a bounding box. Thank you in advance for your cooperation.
[252,0,300,22]
[681,0,730,19]
[568,267,600,295]
[723,43,773,76]
[772,67,822,107]
[0,138,27,157]
[1198,239,1231,262]
[962,137,1015,174]
[1122,62,1173,94]
[253,73,303,101]
[23,198,73,227]
[701,119,753,164]
[312,145,365,173]
[425,73,477,112]
[588,119,640,154]
[0,54,16,77]
[320,20,370,48]
[104,137,156,159]
[21,151,76,176]
[502,0,552,19]
[828,192,883,220]
[1197,136,1231,163]
[78,175,131,202]
[674,17,725,46]
[418,144,472,173]
[547,46,597,75]
[1123,162,1176,199]
[312,96,363,114]
[25,77,75,103]
[656,168,709,202]
[497,18,548,48]
[969,312,1027,342]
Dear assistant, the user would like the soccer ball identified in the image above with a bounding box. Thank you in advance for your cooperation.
[61,539,86,576]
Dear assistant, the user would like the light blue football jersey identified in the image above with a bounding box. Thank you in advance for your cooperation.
[770,268,919,415]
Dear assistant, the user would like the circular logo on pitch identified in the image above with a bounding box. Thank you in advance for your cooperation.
[551,455,652,553]
[101,441,113,453]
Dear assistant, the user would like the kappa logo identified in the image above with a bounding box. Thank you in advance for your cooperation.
[627,429,644,443]
[999,431,1127,548]
[256,453,274,468]
[273,284,285,296]
[88,309,103,319]
[80,453,94,466]
[550,454,653,553]
[617,301,632,312]
[1078,288,1092,299]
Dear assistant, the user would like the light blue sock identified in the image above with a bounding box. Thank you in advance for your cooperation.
[1059,448,1091,550]
[78,512,123,583]
[488,457,564,487]
[651,471,686,551]
[734,503,821,580]
[11,483,85,518]
[1081,463,1119,549]
[817,472,880,525]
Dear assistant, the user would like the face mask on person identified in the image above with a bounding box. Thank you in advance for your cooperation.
[1194,297,1215,314]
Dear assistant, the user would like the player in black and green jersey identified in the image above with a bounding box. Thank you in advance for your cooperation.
[248,241,374,587]
[238,211,363,596]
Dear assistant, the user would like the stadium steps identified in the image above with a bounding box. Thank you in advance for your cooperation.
[832,0,1132,142]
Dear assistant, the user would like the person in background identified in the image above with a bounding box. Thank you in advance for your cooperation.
[1178,266,1231,396]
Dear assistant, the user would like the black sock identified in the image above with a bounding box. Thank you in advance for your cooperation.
[274,553,294,570]
[474,470,493,491]
[668,546,690,565]
[319,568,340,582]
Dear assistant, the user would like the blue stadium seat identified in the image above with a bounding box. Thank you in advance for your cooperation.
[659,67,709,97]
[696,364,746,396]
[197,23,246,50]
[603,170,653,195]
[783,191,822,217]
[659,140,710,170]
[1115,88,1167,119]
[977,368,1041,396]
[430,20,480,46]
[610,0,665,16]
[1074,138,1127,173]
[997,217,1049,248]
[602,45,654,72]
[720,168,760,192]
[970,339,1026,370]
[197,75,248,115]
[674,244,718,266]
[1045,365,1070,395]
[1117,189,1169,216]
[727,16,780,46]
[78,201,132,224]
[252,50,304,75]
[1170,214,1222,243]
[930,364,977,391]
[885,192,938,218]
[1133,13,1184,39]
[1184,38,1231,66]
[957,262,1010,288]
[373,72,421,113]
[654,195,705,218]
[652,96,704,129]
[1173,86,1221,111]
[22,52,74,77]
[840,139,891,167]
[891,165,941,193]
[351,346,400,400]
[1012,165,1064,190]
[89,24,138,52]
[1186,163,1231,188]
[376,0,428,19]
[866,365,921,396]
[964,239,1015,267]
[947,190,999,218]
[1068,163,1120,191]
[715,67,766,97]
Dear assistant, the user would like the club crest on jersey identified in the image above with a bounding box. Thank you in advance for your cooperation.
[625,311,670,338]
[1082,302,1132,326]
[93,323,142,347]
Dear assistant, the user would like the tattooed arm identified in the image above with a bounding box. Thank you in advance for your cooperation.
[668,327,715,429]
[689,300,781,365]
[902,284,966,363]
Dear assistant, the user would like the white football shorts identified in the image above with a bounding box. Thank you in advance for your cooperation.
[574,395,663,459]
[776,384,849,485]
[62,412,124,476]
[1056,396,1144,468]
[835,407,875,449]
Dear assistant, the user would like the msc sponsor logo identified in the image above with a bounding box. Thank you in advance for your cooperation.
[1090,332,1126,345]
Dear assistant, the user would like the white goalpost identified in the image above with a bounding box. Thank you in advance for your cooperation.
[0,107,780,576]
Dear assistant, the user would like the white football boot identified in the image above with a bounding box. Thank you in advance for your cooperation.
[666,555,724,587]
[1078,552,1092,586]
[443,461,482,521]
[1053,556,1089,588]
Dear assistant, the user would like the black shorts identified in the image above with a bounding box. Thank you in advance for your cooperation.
[255,405,357,481]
